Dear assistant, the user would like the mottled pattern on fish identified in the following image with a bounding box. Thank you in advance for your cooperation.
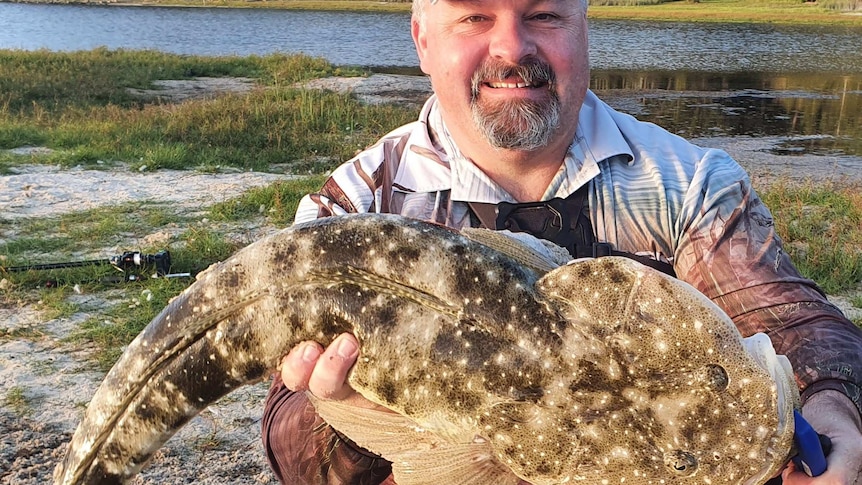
[54,213,797,485]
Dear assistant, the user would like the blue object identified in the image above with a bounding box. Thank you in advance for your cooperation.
[792,410,829,477]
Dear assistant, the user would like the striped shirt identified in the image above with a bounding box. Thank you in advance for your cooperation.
[294,90,861,415]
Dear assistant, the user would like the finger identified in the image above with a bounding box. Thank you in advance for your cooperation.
[307,333,360,401]
[781,463,816,485]
[280,341,323,391]
[781,456,849,485]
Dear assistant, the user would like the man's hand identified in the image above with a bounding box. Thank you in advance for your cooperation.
[783,390,862,485]
[281,333,536,485]
[279,333,387,410]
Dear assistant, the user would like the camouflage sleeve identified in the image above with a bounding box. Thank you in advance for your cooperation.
[294,132,411,224]
[675,161,862,416]
[262,375,397,484]
[295,175,363,222]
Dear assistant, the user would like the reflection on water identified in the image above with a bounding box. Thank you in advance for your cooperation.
[1,4,861,73]
[588,20,862,73]
[0,3,859,158]
[592,70,862,157]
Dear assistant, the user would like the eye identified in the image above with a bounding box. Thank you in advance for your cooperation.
[462,15,487,24]
[664,450,698,477]
[529,12,559,22]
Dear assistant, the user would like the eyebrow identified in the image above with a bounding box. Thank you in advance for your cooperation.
[437,0,569,7]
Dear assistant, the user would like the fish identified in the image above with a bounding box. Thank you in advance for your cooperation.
[54,213,800,485]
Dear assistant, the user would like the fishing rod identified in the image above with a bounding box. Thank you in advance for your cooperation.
[2,250,190,282]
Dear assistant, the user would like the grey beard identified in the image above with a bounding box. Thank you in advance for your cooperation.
[471,94,561,151]
[469,58,561,151]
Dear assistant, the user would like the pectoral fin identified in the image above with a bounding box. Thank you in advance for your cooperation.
[461,227,571,273]
[310,396,522,485]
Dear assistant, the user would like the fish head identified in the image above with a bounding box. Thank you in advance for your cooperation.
[490,256,800,485]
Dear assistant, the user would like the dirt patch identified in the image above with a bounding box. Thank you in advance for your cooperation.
[0,163,294,221]
[300,74,432,108]
[1,75,860,484]
[126,77,258,103]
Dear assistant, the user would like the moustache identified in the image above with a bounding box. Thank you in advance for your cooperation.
[471,58,556,97]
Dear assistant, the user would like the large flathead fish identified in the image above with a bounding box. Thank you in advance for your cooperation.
[55,213,799,485]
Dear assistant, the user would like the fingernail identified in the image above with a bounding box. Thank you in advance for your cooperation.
[335,335,358,359]
[301,342,321,363]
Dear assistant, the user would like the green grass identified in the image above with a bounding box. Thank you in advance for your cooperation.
[3,386,31,416]
[1,44,859,370]
[97,0,862,25]
[760,182,862,295]
[0,173,330,369]
[586,0,862,25]
[209,175,328,226]
[0,49,364,370]
[0,49,416,172]
[70,277,191,369]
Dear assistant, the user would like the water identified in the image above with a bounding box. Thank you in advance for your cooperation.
[1,3,860,156]
[588,19,862,73]
[1,4,861,72]
[0,4,419,66]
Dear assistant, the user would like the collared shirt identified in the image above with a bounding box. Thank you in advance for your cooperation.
[294,90,862,413]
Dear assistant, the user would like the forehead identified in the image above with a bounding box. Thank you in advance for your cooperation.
[433,0,576,7]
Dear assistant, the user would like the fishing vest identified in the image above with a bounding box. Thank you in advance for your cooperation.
[467,184,677,278]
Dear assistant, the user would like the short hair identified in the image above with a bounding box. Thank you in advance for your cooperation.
[412,0,589,22]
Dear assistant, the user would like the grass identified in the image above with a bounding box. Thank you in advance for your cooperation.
[91,0,862,25]
[4,385,31,416]
[0,49,416,172]
[69,277,193,369]
[209,175,329,226]
[586,0,862,25]
[760,182,862,295]
[0,48,859,370]
[0,171,330,369]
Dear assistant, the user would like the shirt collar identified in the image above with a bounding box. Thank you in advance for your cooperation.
[392,90,633,201]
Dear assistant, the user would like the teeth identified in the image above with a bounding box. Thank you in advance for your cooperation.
[488,82,533,88]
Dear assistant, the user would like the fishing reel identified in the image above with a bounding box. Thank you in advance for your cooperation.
[110,250,173,280]
[3,249,189,283]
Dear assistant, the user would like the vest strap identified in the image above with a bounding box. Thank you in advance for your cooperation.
[466,186,676,278]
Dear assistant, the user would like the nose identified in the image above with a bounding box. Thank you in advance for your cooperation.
[487,16,538,64]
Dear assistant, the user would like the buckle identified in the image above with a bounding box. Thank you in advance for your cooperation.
[495,198,572,244]
[592,243,613,258]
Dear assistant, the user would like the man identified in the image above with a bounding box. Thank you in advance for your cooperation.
[262,0,862,483]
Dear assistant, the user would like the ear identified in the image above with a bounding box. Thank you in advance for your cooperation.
[412,16,431,75]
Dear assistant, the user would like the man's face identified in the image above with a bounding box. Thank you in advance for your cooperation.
[412,0,589,152]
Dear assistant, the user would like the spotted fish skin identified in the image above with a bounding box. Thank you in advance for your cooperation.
[53,213,797,485]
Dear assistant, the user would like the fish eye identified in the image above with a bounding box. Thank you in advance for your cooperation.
[664,450,698,476]
[703,363,729,392]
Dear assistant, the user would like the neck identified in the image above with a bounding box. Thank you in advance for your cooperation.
[452,123,575,203]
[476,149,566,201]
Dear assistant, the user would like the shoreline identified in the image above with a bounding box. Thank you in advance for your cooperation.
[2,0,861,26]
[2,68,861,484]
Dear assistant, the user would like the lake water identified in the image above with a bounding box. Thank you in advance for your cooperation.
[1,3,862,72]
[1,3,861,156]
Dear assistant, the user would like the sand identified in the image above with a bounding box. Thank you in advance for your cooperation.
[1,75,860,485]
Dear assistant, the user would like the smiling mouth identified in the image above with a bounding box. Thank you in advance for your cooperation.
[486,81,542,89]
